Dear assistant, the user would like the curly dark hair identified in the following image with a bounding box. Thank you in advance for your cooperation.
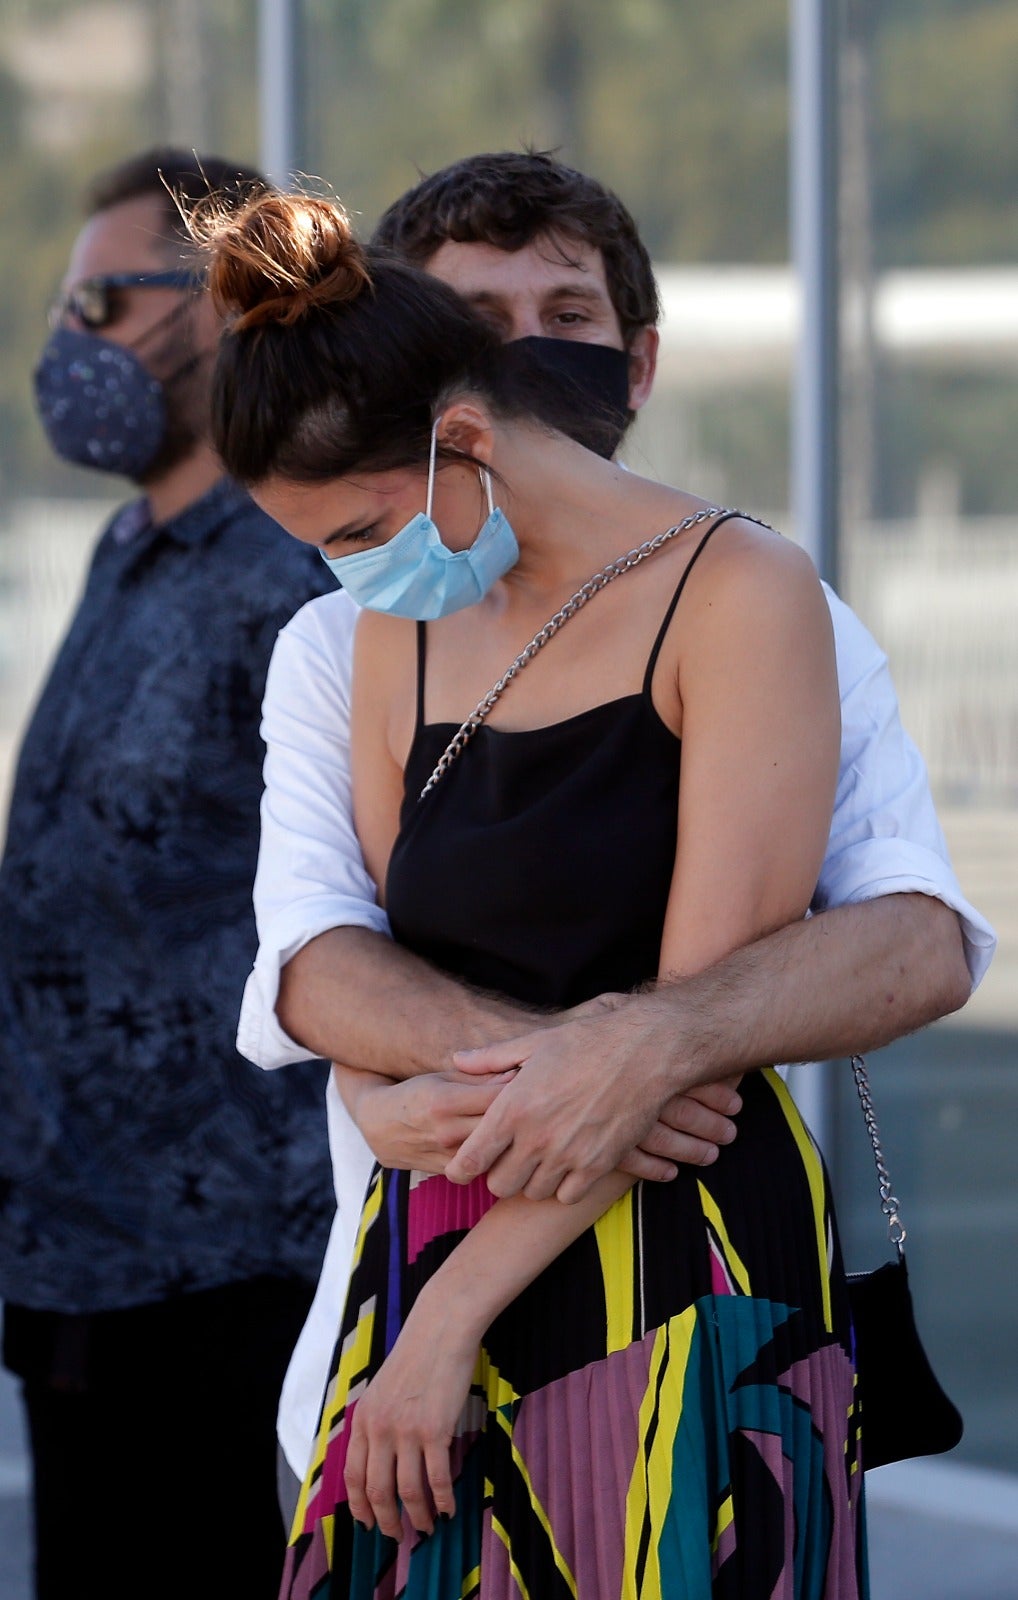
[371,149,660,347]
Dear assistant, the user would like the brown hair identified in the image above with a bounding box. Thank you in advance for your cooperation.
[200,190,371,331]
[191,189,611,485]
[371,149,660,346]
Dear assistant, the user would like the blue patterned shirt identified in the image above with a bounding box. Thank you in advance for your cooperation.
[0,479,339,1312]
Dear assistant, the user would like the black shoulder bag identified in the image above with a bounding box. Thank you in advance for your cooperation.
[847,1053,964,1470]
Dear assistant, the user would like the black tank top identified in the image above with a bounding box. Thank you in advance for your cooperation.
[386,515,735,1011]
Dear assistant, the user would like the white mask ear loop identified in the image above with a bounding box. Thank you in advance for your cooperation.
[428,414,495,523]
[425,416,441,520]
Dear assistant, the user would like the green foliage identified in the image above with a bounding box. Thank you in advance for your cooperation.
[0,64,97,499]
[876,4,1018,264]
[301,0,790,259]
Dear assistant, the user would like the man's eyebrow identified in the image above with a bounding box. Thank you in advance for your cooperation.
[540,283,608,304]
[463,283,608,306]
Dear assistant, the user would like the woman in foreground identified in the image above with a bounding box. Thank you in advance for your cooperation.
[197,190,865,1599]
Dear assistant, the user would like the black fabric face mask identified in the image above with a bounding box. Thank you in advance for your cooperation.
[506,336,633,459]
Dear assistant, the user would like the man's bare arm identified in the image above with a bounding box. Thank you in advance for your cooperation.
[277,927,741,1177]
[446,893,971,1201]
[667,891,970,1070]
[276,925,535,1075]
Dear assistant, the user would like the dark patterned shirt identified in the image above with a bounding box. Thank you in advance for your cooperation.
[0,478,338,1312]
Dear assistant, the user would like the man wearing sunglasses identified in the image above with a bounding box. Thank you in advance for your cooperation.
[48,267,200,330]
[0,150,337,1600]
[37,209,217,513]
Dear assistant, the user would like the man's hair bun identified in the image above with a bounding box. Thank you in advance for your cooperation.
[191,190,371,331]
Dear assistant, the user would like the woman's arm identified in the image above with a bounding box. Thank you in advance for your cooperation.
[343,523,841,1537]
[334,1061,513,1173]
[658,522,839,975]
[342,1170,634,1539]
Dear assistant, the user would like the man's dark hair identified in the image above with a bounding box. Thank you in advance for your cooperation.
[371,149,660,347]
[82,149,271,480]
[87,146,269,257]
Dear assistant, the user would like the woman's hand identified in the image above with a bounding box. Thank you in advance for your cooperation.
[343,1289,480,1538]
[617,1077,744,1180]
[342,1066,516,1172]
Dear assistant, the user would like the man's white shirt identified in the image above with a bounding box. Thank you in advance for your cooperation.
[238,583,997,1478]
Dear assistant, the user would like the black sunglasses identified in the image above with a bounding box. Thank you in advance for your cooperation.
[48,270,205,331]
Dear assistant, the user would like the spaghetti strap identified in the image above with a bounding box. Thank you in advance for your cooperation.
[414,621,428,734]
[642,508,747,695]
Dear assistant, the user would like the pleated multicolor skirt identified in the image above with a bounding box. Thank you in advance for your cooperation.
[282,1068,869,1600]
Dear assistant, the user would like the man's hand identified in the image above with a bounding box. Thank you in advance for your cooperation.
[444,1002,738,1203]
[487,992,742,1185]
[351,1069,514,1173]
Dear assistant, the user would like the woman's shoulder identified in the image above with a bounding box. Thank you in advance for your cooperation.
[648,508,833,696]
[618,484,811,591]
[683,511,826,614]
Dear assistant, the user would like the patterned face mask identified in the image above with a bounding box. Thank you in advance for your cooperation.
[33,325,168,480]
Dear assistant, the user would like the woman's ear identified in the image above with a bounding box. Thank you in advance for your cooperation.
[435,399,495,466]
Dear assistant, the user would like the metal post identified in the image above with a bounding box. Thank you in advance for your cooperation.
[790,0,840,587]
[788,0,840,1154]
[258,0,301,187]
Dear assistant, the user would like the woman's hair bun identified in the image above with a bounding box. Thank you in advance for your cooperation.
[190,189,372,331]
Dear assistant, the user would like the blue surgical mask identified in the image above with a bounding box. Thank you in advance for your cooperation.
[33,326,167,480]
[320,422,519,619]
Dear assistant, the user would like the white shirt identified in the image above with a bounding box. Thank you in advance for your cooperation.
[239,583,996,1477]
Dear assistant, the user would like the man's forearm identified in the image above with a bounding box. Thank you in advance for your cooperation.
[444,892,972,1200]
[651,891,971,1082]
[276,925,537,1075]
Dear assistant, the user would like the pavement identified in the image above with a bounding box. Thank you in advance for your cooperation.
[1,1357,1016,1599]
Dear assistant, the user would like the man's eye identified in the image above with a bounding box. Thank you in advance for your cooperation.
[553,311,589,327]
[343,525,378,545]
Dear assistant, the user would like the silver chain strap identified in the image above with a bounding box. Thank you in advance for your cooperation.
[851,1054,907,1254]
[418,504,747,800]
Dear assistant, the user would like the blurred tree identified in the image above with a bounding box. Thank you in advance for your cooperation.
[301,0,790,259]
[0,0,1014,508]
[876,2,1018,264]
[0,61,109,502]
[0,0,260,502]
